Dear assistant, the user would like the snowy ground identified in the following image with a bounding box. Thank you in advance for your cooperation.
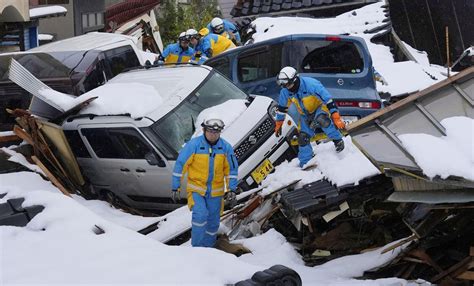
[1,140,418,285]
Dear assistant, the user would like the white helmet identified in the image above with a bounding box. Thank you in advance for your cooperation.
[185,28,198,38]
[276,66,298,87]
[210,17,225,34]
[179,31,186,38]
[201,115,225,132]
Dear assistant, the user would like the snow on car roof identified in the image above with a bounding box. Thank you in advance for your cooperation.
[75,65,210,119]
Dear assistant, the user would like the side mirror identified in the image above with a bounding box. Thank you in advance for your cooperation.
[145,152,165,167]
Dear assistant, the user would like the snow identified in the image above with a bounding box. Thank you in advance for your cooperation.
[1,2,469,285]
[0,171,413,285]
[29,6,67,18]
[38,34,53,41]
[38,82,163,118]
[1,147,45,175]
[250,2,447,96]
[399,116,474,181]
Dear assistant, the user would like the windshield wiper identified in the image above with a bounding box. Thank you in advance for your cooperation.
[191,115,196,134]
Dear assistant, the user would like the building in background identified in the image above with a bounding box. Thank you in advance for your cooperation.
[0,0,66,51]
[30,0,107,41]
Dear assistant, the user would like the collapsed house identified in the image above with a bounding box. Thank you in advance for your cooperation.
[0,65,472,285]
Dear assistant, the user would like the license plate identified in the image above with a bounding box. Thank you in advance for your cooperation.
[251,159,274,185]
[342,116,358,125]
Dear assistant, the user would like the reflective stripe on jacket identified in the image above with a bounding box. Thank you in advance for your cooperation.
[205,33,236,56]
[162,43,195,64]
[276,76,337,122]
[172,135,238,198]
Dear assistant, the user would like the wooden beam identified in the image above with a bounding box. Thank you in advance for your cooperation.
[31,155,72,197]
[0,134,20,143]
[13,125,33,145]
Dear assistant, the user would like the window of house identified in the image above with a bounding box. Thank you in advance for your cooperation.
[64,130,91,158]
[104,46,140,77]
[237,45,282,83]
[81,12,104,29]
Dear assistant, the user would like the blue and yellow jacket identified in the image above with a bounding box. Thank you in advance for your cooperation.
[193,34,235,64]
[207,20,241,43]
[276,76,338,121]
[172,135,238,199]
[161,43,195,64]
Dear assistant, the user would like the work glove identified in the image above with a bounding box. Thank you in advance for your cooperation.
[274,120,284,137]
[224,191,237,208]
[331,112,346,130]
[171,189,181,203]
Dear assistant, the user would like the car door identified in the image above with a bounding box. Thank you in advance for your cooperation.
[235,43,286,101]
[79,126,141,202]
[107,126,172,201]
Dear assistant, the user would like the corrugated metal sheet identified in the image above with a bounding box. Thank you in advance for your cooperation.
[347,67,474,180]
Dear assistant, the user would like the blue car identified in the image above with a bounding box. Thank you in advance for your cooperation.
[205,34,383,124]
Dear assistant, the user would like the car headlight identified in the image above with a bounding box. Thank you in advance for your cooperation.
[268,102,277,120]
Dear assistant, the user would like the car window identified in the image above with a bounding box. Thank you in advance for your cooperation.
[64,130,91,158]
[81,128,124,158]
[108,128,153,159]
[237,44,282,83]
[206,57,231,79]
[296,40,364,74]
[82,127,159,160]
[82,63,105,92]
[104,45,140,78]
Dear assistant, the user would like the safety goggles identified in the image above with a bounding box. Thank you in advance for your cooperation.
[178,36,189,43]
[276,77,292,88]
[213,24,224,34]
[202,118,225,131]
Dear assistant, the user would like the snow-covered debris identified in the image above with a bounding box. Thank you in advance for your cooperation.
[0,171,411,285]
[250,2,447,96]
[261,136,380,190]
[399,116,474,181]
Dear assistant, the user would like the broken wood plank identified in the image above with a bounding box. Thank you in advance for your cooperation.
[431,256,471,282]
[13,125,34,145]
[0,133,20,143]
[31,155,72,197]
[381,234,418,254]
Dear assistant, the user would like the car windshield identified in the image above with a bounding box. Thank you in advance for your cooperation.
[150,71,248,154]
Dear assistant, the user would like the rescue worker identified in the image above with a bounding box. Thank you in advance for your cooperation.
[155,32,194,64]
[186,28,235,64]
[171,116,239,247]
[207,17,241,45]
[274,66,346,167]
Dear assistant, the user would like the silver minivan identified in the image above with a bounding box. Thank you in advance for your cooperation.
[55,64,297,211]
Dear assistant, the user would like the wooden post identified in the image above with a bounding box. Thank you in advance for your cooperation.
[446,26,450,77]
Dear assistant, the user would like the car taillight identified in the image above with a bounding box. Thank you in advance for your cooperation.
[335,101,381,109]
[325,36,341,41]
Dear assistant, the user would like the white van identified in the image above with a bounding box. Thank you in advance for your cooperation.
[50,64,297,211]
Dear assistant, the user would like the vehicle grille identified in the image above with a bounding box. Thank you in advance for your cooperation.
[234,115,275,164]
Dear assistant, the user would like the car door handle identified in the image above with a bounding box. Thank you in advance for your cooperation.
[136,168,146,173]
[120,168,130,172]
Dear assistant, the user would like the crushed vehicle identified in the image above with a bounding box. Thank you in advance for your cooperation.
[205,34,384,125]
[0,32,146,131]
[8,59,297,211]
